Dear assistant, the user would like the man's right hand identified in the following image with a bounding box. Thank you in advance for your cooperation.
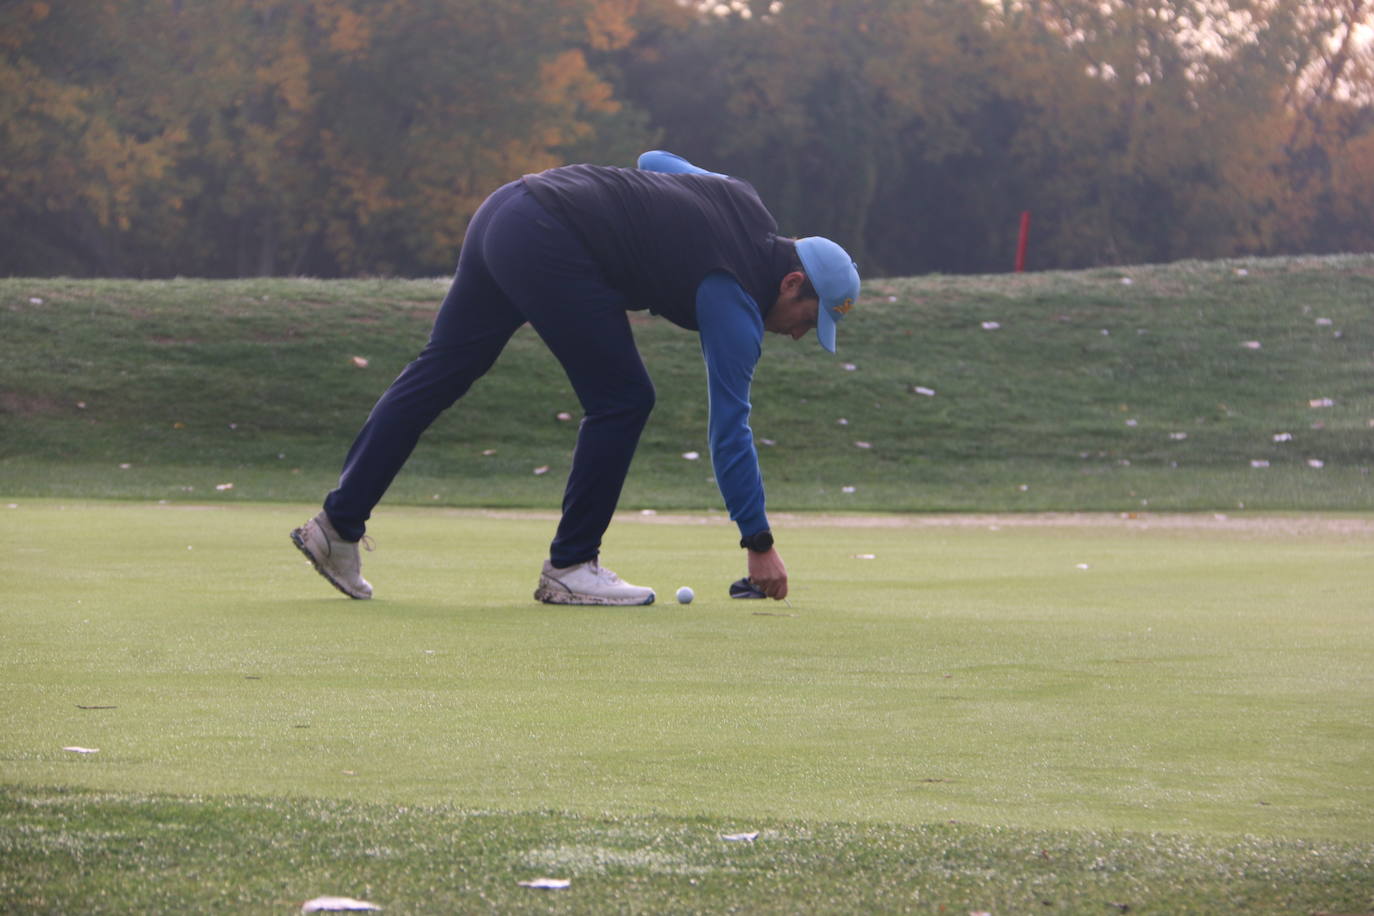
[747,547,788,600]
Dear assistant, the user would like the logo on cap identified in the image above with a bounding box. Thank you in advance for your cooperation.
[833,298,854,317]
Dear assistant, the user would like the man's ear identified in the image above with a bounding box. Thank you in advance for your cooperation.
[779,270,807,298]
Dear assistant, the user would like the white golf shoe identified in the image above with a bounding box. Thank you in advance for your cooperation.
[290,511,373,599]
[534,559,656,606]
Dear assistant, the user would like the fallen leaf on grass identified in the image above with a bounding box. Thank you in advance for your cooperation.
[722,831,759,843]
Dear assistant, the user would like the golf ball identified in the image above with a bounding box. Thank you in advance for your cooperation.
[676,586,694,604]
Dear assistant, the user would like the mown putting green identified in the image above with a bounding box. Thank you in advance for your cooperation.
[5,500,1371,842]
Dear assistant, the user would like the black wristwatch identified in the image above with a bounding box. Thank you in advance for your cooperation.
[739,529,774,553]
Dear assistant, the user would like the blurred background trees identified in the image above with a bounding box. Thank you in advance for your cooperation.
[3,0,1371,277]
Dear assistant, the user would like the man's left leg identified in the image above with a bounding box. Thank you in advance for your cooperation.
[478,189,657,604]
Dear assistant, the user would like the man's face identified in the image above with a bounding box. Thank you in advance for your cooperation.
[764,271,819,341]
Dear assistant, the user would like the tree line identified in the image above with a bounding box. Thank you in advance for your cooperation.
[3,0,1371,278]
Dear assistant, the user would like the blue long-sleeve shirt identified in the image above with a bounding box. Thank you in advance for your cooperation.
[637,151,769,537]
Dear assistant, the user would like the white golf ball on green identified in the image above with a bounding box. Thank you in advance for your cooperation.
[676,586,694,604]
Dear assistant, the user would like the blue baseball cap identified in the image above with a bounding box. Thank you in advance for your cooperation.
[795,236,860,353]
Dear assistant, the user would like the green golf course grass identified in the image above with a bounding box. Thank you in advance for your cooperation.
[4,257,1373,911]
[3,500,1372,912]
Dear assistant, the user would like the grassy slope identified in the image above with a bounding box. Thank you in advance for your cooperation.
[3,254,1372,512]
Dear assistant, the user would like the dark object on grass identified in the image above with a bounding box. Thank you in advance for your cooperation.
[729,577,766,599]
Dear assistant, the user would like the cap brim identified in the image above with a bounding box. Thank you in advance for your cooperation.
[816,301,838,352]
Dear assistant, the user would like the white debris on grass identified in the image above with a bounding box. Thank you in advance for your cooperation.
[556,411,573,421]
[1241,340,1262,349]
[912,386,936,397]
[1169,432,1187,440]
[980,320,1000,330]
[722,831,760,843]
[517,878,571,890]
[1315,317,1333,326]
[533,465,550,475]
[301,896,382,913]
[1273,432,1293,442]
[1307,458,1325,469]
[215,482,234,491]
[62,746,99,754]
[841,486,856,493]
[1309,398,1335,408]
[682,451,700,460]
[854,441,872,449]
[1251,459,1270,468]
[350,356,369,368]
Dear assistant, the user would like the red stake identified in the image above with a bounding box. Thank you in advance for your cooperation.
[1014,210,1031,273]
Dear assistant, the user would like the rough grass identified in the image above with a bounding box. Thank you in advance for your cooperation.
[4,787,1371,914]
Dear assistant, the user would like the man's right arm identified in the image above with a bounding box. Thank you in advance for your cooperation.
[695,271,788,599]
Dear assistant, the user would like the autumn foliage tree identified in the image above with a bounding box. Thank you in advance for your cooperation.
[1,0,654,276]
[3,0,1372,277]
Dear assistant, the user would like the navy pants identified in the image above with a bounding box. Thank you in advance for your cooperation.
[323,181,655,568]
